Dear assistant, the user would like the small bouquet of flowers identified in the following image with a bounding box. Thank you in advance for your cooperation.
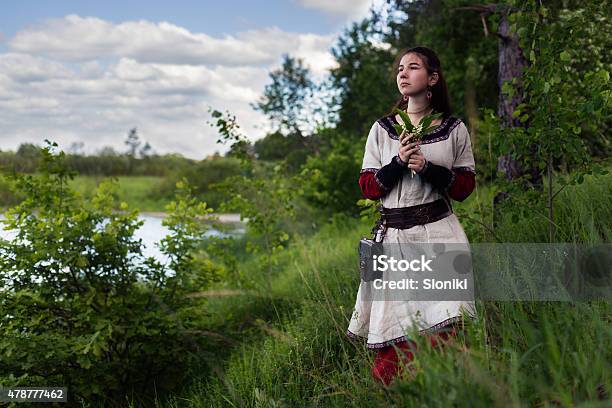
[392,108,444,177]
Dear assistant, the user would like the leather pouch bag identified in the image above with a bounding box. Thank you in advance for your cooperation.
[358,218,385,282]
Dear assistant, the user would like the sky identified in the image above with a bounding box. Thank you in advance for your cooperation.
[0,0,380,160]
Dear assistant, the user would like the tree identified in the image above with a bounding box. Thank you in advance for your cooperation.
[124,127,141,158]
[252,54,315,136]
[253,130,303,159]
[329,9,397,137]
[452,3,531,186]
[491,1,610,241]
[16,143,41,160]
[97,146,119,157]
[124,127,141,173]
[139,141,153,158]
[68,141,85,155]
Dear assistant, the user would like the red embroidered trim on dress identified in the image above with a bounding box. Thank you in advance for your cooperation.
[346,315,466,349]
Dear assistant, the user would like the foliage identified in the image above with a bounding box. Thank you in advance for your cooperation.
[207,107,255,165]
[253,130,309,169]
[388,0,500,119]
[207,109,297,288]
[0,140,221,406]
[329,12,397,137]
[357,197,381,226]
[498,0,610,174]
[392,108,444,138]
[251,54,315,136]
[0,145,195,178]
[152,156,244,210]
[494,1,610,240]
[215,164,296,287]
[167,169,612,406]
[297,135,364,216]
[0,174,23,209]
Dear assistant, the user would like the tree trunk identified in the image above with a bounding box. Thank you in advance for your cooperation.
[496,6,541,183]
[456,4,538,227]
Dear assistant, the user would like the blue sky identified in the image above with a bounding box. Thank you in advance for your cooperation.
[1,0,344,43]
[0,0,379,159]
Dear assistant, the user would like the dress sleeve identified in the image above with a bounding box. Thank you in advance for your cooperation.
[452,121,476,172]
[419,120,476,202]
[358,122,405,200]
[448,121,476,201]
[361,122,382,170]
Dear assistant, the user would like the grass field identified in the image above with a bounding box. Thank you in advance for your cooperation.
[68,175,169,212]
[1,168,610,407]
[0,174,170,213]
[150,168,611,407]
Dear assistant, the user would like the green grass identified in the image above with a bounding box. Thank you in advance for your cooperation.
[1,174,171,213]
[2,167,610,407]
[157,168,611,407]
[68,175,170,212]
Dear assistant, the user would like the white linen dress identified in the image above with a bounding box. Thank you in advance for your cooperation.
[346,112,478,348]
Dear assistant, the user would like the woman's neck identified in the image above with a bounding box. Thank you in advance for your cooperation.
[405,95,431,114]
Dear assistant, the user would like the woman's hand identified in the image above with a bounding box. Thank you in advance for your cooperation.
[399,141,427,173]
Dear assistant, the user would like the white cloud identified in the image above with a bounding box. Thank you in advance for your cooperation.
[296,0,374,19]
[9,15,337,73]
[0,53,72,83]
[0,15,341,159]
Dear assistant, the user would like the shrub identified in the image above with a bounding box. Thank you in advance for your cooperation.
[0,140,221,406]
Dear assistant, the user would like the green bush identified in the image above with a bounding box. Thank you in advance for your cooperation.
[0,174,24,209]
[0,141,222,406]
[298,134,363,216]
[151,156,244,210]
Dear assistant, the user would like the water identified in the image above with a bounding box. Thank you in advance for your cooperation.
[135,213,245,263]
[0,212,245,265]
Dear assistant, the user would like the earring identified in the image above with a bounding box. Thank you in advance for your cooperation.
[403,94,409,101]
[426,85,432,100]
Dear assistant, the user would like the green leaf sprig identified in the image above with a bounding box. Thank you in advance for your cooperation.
[392,107,444,177]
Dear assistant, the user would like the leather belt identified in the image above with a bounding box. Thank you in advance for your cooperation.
[379,198,452,229]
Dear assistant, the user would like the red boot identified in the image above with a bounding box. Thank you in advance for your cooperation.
[371,326,458,386]
[428,325,457,349]
[371,339,418,386]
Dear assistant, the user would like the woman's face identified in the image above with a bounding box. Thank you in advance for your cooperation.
[396,53,436,97]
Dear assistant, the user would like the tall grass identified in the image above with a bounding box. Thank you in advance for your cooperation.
[161,170,611,407]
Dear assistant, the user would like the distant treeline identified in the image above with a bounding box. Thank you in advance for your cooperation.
[0,128,329,177]
[0,131,328,211]
[0,140,190,177]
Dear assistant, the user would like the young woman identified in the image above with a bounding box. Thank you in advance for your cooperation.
[346,46,477,386]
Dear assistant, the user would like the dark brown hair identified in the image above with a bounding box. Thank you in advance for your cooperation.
[388,46,452,117]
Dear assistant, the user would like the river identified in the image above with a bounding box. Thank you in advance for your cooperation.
[0,212,245,264]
